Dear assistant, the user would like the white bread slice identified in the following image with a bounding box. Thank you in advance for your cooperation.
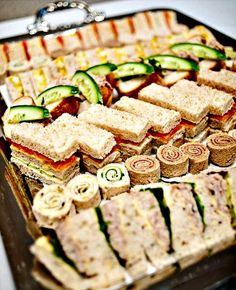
[78,104,151,142]
[112,18,136,45]
[132,12,155,41]
[198,69,236,98]
[113,96,181,133]
[44,37,65,58]
[79,24,100,49]
[139,83,209,123]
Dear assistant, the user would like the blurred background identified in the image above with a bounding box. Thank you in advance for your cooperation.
[0,0,110,21]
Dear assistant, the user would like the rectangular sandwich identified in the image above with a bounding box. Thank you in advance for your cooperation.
[79,24,100,49]
[134,183,208,269]
[112,17,136,45]
[172,79,234,116]
[132,12,155,41]
[6,113,118,183]
[61,33,82,54]
[198,69,236,98]
[7,41,31,74]
[139,83,209,124]
[113,96,184,146]
[78,104,152,159]
[95,21,119,47]
[56,210,125,288]
[191,173,235,254]
[44,36,65,58]
[0,44,8,84]
[101,192,175,278]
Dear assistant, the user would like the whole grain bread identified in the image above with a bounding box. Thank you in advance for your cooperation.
[78,104,152,142]
[113,96,181,133]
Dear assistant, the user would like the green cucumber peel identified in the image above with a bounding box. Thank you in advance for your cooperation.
[87,63,117,76]
[37,85,79,106]
[170,42,227,60]
[72,70,103,104]
[113,62,154,79]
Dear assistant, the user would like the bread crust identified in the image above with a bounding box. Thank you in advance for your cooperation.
[157,145,189,177]
[207,133,236,166]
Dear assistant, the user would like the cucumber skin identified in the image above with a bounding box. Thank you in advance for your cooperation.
[36,85,79,106]
[171,42,227,60]
[114,62,154,79]
[147,54,199,71]
[8,105,50,123]
[87,63,117,76]
[72,71,103,104]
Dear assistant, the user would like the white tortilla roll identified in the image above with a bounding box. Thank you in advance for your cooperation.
[97,163,130,199]
[67,174,101,210]
[32,184,72,229]
[125,155,160,185]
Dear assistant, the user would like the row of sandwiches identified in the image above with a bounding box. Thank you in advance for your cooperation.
[30,169,236,290]
[0,10,187,81]
[4,96,236,185]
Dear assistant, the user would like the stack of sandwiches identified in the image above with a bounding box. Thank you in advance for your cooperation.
[138,80,235,142]
[78,104,153,159]
[113,96,183,147]
[30,168,236,290]
[4,113,119,183]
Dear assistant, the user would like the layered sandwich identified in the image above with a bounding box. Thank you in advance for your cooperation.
[113,96,183,146]
[172,80,235,134]
[134,183,208,269]
[4,113,118,183]
[78,104,152,159]
[139,83,210,142]
[189,173,235,254]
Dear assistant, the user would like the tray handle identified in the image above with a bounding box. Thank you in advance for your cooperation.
[27,1,105,35]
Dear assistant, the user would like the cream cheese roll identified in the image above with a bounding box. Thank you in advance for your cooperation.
[67,174,101,210]
[32,184,72,229]
[97,163,130,199]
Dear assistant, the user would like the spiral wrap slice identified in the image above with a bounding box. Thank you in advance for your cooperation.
[32,184,72,229]
[97,163,130,199]
[157,145,189,178]
[125,155,160,185]
[207,133,236,166]
[180,142,209,174]
[67,174,101,209]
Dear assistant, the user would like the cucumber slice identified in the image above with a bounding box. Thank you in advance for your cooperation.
[103,167,123,181]
[87,63,117,76]
[147,54,199,71]
[8,105,50,124]
[36,85,79,106]
[113,62,154,79]
[171,42,227,60]
[72,71,103,104]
